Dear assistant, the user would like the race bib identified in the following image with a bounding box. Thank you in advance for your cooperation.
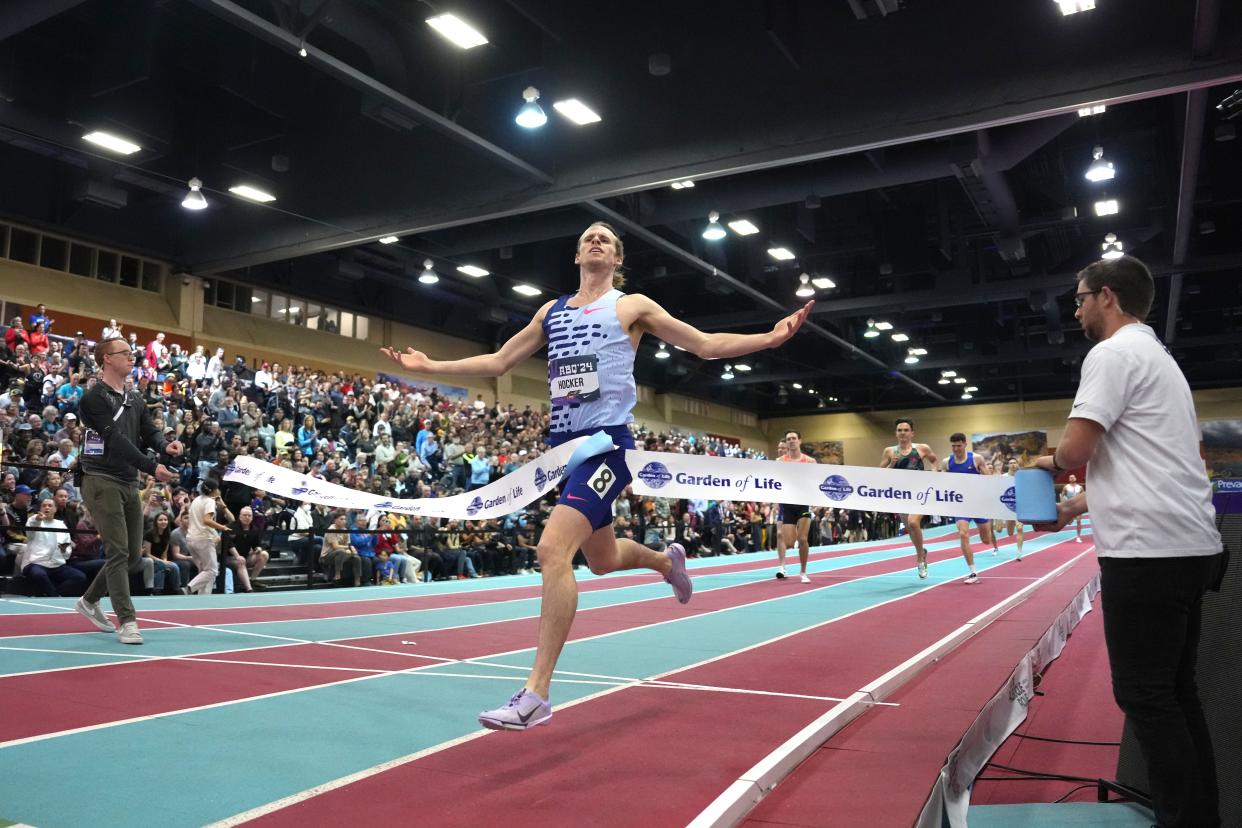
[549,355,601,405]
[83,428,105,456]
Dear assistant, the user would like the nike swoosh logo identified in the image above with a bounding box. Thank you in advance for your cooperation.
[582,307,606,314]
[566,493,587,502]
[517,706,540,723]
[1072,402,1086,408]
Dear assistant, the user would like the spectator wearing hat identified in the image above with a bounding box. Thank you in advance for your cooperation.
[1,484,36,573]
[54,413,78,443]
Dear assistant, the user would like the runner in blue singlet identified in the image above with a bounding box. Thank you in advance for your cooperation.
[940,432,996,584]
[383,222,814,730]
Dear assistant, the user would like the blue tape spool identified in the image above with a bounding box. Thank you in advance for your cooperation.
[1014,468,1057,524]
[565,431,617,476]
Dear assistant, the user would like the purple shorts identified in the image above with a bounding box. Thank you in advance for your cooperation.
[551,425,635,532]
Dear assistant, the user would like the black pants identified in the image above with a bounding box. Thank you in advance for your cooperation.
[1100,554,1221,828]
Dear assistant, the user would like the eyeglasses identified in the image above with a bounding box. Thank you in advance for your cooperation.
[1073,289,1102,308]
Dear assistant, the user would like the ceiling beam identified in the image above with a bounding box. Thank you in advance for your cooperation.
[187,55,1242,274]
[584,200,946,402]
[686,253,1242,330]
[1165,0,1220,344]
[186,0,552,187]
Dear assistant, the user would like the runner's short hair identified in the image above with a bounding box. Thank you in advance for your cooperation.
[950,432,966,443]
[895,418,914,430]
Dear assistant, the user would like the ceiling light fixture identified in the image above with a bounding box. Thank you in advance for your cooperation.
[811,276,835,289]
[767,247,796,261]
[727,219,759,235]
[228,184,276,203]
[910,347,928,356]
[874,321,893,331]
[721,364,735,380]
[82,130,141,155]
[1056,0,1095,15]
[941,370,957,377]
[961,393,974,400]
[670,180,695,190]
[513,284,542,297]
[298,42,307,57]
[702,210,727,241]
[954,377,967,384]
[1094,198,1119,216]
[378,236,399,245]
[418,259,439,284]
[965,386,979,393]
[939,377,950,385]
[792,382,803,389]
[1078,104,1107,117]
[456,265,489,277]
[904,349,920,364]
[552,98,602,125]
[795,273,815,298]
[891,332,910,343]
[655,342,670,359]
[1085,145,1115,182]
[1101,232,1124,260]
[863,320,881,338]
[426,13,488,49]
[515,87,547,129]
[733,362,751,372]
[181,177,208,211]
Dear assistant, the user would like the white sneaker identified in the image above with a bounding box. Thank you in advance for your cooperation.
[117,621,144,645]
[800,573,811,584]
[775,566,786,580]
[917,562,928,580]
[963,572,979,585]
[1075,537,1083,543]
[74,597,115,633]
[992,548,999,556]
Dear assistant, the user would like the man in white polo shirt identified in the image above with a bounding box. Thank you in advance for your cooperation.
[1033,255,1224,828]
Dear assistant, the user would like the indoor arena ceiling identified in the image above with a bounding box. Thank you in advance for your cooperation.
[1,0,1241,416]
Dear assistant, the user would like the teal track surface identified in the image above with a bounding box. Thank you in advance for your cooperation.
[0,525,1089,827]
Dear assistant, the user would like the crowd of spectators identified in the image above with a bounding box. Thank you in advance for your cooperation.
[2,307,899,597]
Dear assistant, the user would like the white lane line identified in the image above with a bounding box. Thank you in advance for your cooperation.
[0,530,984,622]
[0,531,1029,750]
[201,538,1081,827]
[686,545,1096,828]
[0,536,969,676]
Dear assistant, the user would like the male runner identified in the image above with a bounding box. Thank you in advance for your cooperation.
[1061,474,1084,542]
[879,418,938,578]
[775,430,817,583]
[940,432,995,584]
[1005,458,1025,560]
[383,222,812,730]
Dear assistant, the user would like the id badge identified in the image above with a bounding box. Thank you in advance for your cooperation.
[549,355,601,405]
[83,428,105,456]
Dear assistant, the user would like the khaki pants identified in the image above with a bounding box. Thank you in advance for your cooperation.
[81,475,143,624]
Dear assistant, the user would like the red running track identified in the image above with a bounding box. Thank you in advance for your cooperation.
[241,538,1091,827]
[0,533,967,638]
[741,553,1102,828]
[0,538,988,745]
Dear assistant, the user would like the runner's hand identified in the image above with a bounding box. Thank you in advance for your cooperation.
[768,301,814,348]
[380,346,430,373]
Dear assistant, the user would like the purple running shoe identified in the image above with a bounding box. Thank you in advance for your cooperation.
[478,689,552,731]
[663,543,693,604]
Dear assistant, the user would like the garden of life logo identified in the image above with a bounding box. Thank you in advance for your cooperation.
[534,467,548,492]
[467,495,484,517]
[818,474,854,502]
[1000,486,1017,512]
[637,461,673,490]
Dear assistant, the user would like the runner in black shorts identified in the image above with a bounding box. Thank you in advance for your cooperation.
[775,431,817,583]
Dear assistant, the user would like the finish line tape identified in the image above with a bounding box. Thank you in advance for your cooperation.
[225,431,1055,523]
